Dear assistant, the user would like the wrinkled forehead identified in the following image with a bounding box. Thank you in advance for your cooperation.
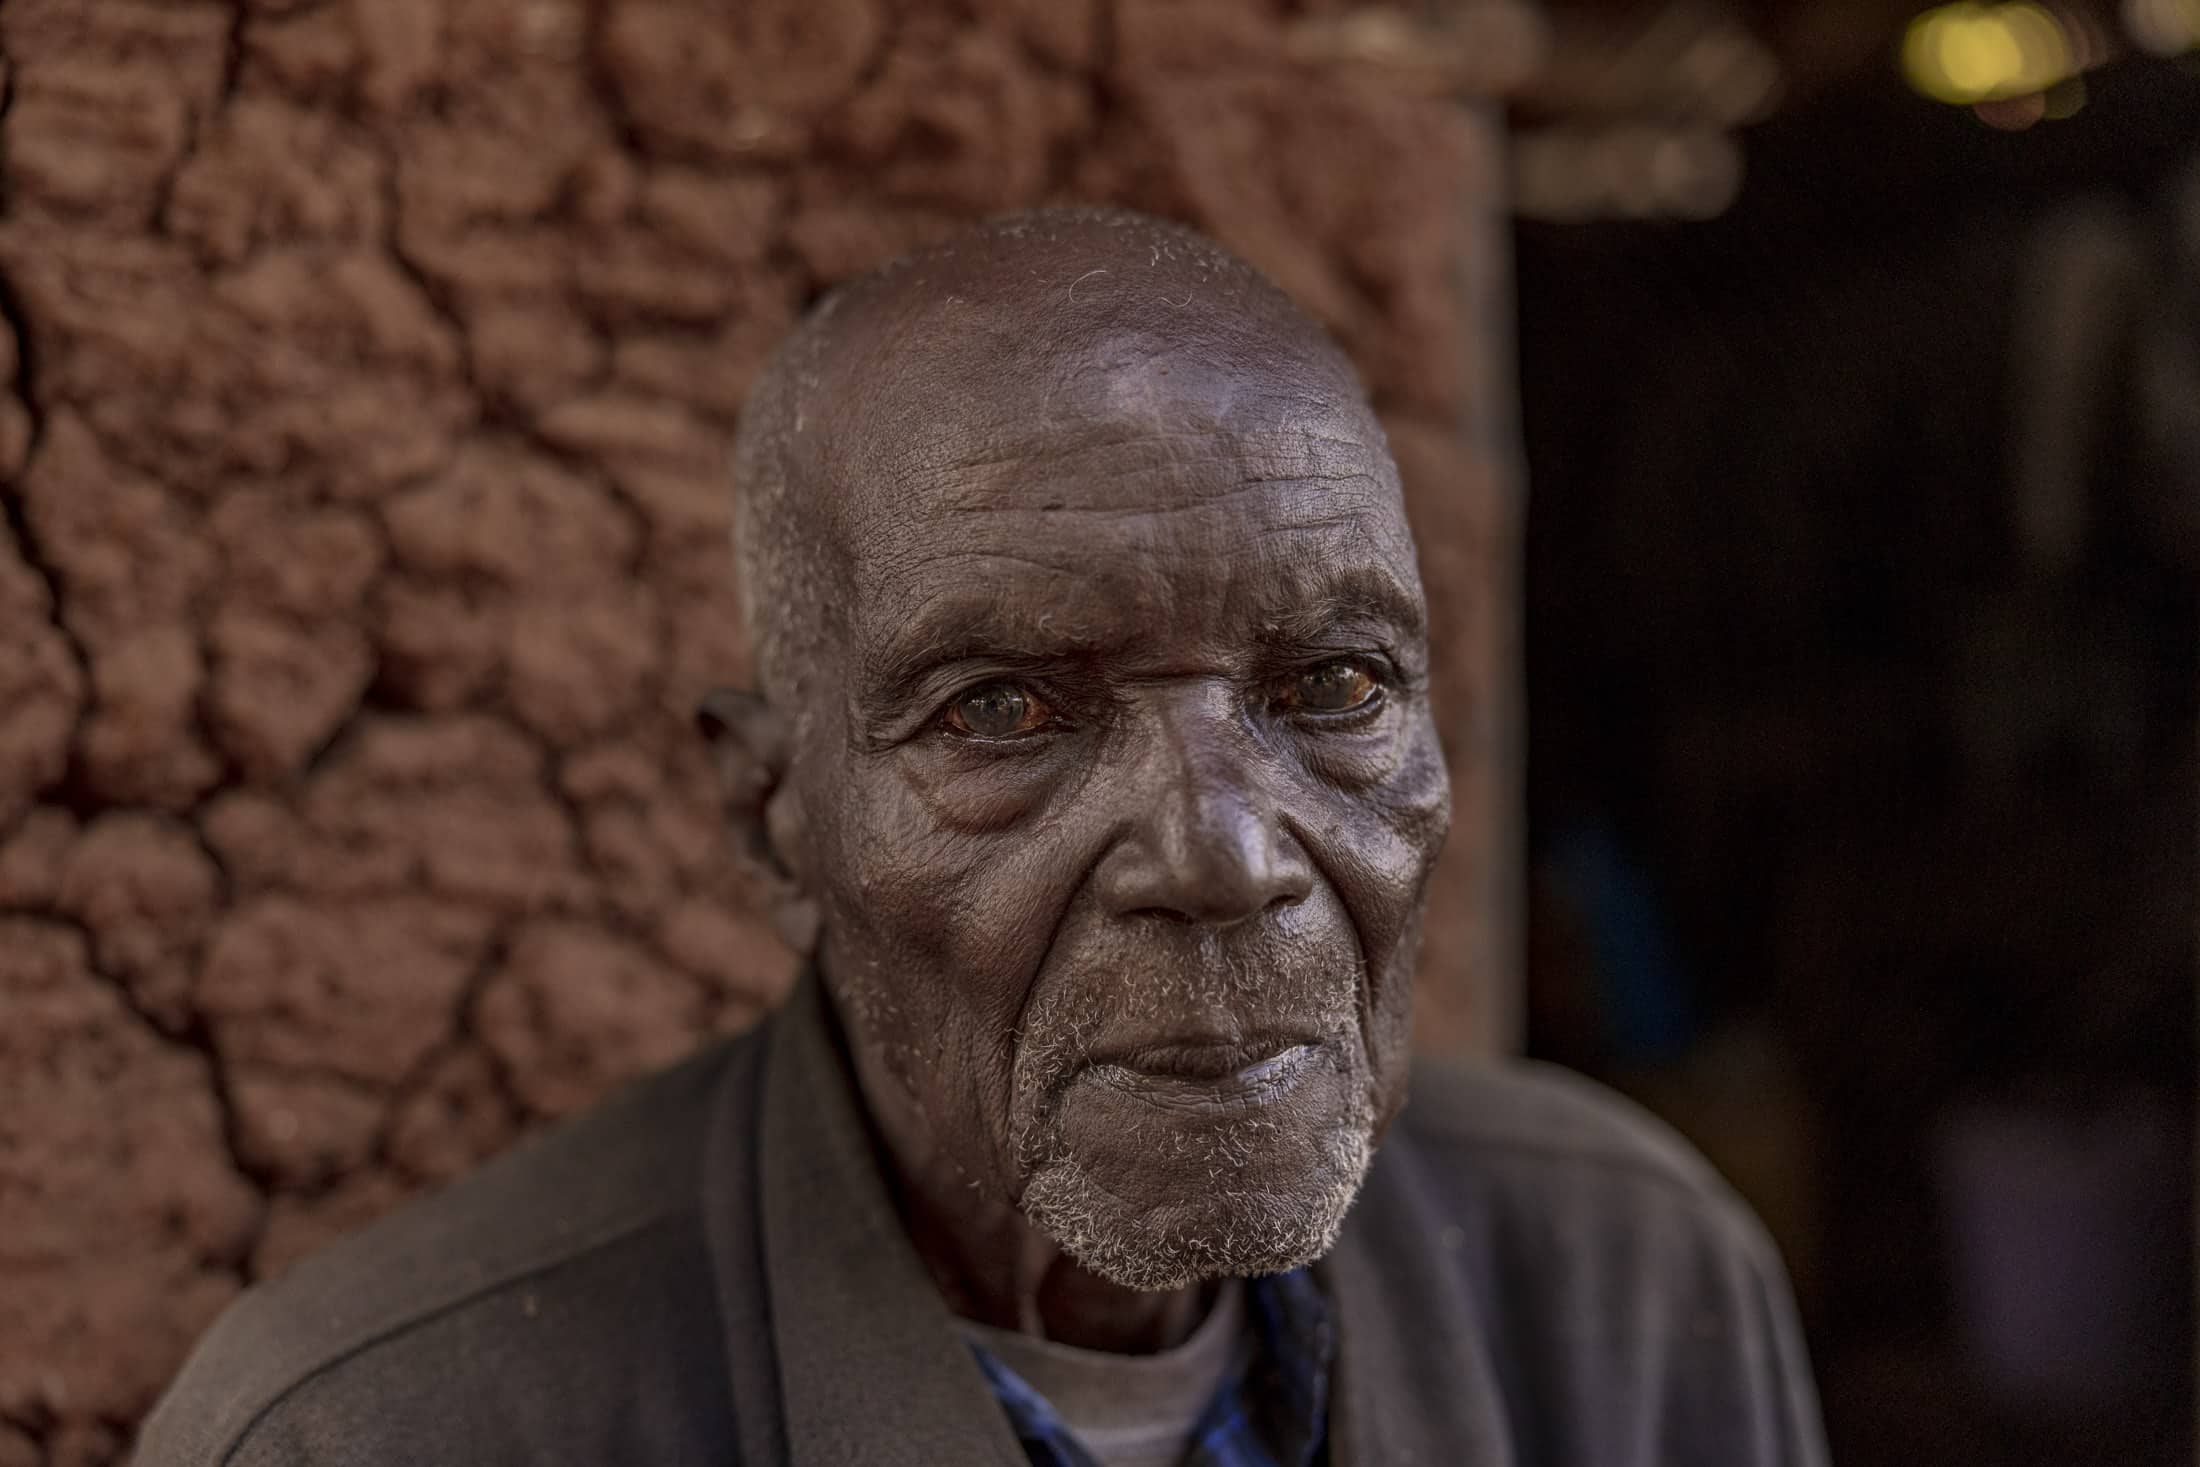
[754,237,1426,678]
[862,335,1383,491]
[833,327,1409,621]
[854,415,1416,718]
[830,287,1402,509]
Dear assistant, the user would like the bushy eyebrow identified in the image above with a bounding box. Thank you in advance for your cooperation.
[855,594,1095,715]
[1250,565,1428,649]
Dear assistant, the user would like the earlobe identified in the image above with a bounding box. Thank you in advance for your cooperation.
[696,688,821,956]
[697,688,784,812]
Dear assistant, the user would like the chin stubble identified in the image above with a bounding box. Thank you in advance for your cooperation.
[1015,1072,1378,1293]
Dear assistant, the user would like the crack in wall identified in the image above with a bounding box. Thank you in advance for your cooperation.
[0,5,267,1270]
[368,134,665,587]
[0,24,80,836]
[361,918,524,1177]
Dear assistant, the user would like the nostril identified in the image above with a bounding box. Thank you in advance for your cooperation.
[1124,893,1300,925]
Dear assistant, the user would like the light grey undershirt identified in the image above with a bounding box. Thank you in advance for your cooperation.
[958,1280,1247,1467]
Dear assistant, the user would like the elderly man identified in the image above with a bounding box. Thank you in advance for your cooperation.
[139,209,1826,1466]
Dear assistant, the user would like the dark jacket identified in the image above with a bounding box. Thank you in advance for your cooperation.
[136,979,1829,1465]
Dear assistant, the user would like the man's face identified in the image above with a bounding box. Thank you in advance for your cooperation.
[786,327,1450,1291]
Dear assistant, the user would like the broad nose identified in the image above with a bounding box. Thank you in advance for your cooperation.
[1093,693,1314,925]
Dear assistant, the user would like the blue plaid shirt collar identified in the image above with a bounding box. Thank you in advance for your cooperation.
[968,1269,1334,1467]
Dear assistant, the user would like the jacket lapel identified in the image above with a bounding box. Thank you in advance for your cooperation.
[751,978,1030,1467]
[1320,1131,1518,1467]
[700,1018,788,1466]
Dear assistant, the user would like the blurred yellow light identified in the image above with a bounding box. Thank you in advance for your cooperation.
[1904,2,2076,103]
[1940,14,2025,92]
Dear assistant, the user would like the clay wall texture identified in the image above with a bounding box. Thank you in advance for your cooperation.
[0,1,1524,1458]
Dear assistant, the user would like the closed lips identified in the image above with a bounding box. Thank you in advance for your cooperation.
[1092,1037,1320,1081]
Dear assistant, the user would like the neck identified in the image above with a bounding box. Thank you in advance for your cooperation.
[840,1028,1211,1354]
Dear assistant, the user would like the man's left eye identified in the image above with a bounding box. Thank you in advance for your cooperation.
[943,681,1053,739]
[1280,659,1382,716]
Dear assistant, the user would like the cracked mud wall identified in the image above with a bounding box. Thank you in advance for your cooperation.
[0,1,1528,1457]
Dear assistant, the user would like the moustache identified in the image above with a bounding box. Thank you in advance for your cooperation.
[1012,913,1366,1084]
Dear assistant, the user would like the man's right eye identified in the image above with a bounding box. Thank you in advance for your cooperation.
[942,682,1052,739]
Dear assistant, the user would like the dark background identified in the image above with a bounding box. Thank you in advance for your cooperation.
[1517,25,2198,1465]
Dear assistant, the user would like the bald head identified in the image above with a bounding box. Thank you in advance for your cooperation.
[731,207,1389,708]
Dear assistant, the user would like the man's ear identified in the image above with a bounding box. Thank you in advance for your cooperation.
[696,687,821,957]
